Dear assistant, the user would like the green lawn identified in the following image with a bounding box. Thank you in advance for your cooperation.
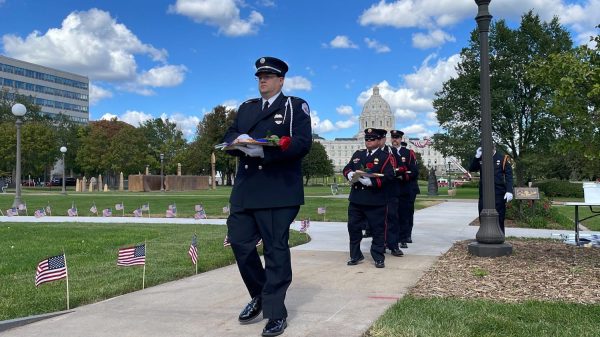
[368,296,600,337]
[554,204,600,231]
[0,222,309,320]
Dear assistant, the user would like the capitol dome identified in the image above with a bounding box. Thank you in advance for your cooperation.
[357,85,394,138]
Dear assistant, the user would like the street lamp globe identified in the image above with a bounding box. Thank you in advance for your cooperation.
[11,103,26,117]
[60,146,67,153]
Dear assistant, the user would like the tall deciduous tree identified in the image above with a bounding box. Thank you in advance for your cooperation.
[302,141,334,186]
[76,119,132,177]
[433,12,572,185]
[138,118,187,174]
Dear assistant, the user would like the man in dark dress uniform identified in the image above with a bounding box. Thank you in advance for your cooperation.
[381,131,404,257]
[468,144,514,233]
[222,56,312,337]
[389,131,419,249]
[343,128,395,268]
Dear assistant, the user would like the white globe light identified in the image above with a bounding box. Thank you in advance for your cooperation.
[60,146,67,153]
[11,103,26,117]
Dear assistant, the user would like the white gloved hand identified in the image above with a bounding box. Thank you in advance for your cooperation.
[235,134,252,142]
[347,171,355,181]
[475,147,482,158]
[504,192,513,202]
[238,144,264,158]
[358,177,372,186]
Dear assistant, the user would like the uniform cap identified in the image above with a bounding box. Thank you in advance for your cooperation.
[390,130,404,138]
[364,128,387,140]
[255,57,288,77]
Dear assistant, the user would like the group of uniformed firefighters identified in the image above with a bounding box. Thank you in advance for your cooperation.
[343,128,419,268]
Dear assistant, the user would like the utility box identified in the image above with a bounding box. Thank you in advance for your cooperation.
[583,182,600,203]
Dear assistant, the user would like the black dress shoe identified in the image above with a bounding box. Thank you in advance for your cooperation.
[238,296,262,324]
[400,242,408,249]
[375,260,385,268]
[347,255,365,265]
[262,318,287,336]
[390,248,404,256]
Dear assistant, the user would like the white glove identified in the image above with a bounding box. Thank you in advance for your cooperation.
[347,171,355,181]
[358,177,372,186]
[237,144,264,158]
[235,134,252,141]
[504,192,513,202]
[475,147,482,158]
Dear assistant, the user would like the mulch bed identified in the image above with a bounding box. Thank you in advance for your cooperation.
[410,239,600,304]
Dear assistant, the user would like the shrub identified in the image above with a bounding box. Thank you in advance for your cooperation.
[506,196,572,229]
[533,180,583,198]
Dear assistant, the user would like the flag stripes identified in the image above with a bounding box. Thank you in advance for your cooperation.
[117,244,146,266]
[35,254,67,287]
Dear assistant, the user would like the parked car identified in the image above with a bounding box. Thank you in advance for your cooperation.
[22,180,37,186]
[50,177,77,186]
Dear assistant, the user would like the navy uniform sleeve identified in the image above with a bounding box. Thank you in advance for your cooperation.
[262,97,312,164]
[469,156,481,172]
[504,159,514,194]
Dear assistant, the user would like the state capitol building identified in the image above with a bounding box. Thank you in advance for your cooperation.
[314,86,448,174]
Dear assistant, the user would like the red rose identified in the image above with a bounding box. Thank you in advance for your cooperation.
[366,163,374,169]
[279,136,292,151]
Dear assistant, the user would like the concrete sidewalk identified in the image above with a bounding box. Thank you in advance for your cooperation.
[2,201,589,337]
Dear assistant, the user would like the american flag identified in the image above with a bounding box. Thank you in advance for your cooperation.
[115,203,124,211]
[300,219,310,233]
[188,234,198,265]
[45,205,52,215]
[133,208,143,217]
[90,205,98,214]
[6,208,17,216]
[317,207,326,214]
[102,208,112,217]
[34,209,46,218]
[67,207,78,217]
[17,203,27,211]
[141,203,150,211]
[168,204,177,213]
[117,244,146,266]
[35,254,67,287]
[222,205,230,214]
[223,235,231,247]
[194,210,207,219]
[194,204,204,212]
[166,209,175,218]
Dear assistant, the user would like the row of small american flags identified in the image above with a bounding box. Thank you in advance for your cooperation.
[4,202,233,218]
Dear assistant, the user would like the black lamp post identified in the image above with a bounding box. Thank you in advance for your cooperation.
[60,146,67,195]
[468,0,512,257]
[447,161,452,189]
[11,103,26,208]
[160,153,164,192]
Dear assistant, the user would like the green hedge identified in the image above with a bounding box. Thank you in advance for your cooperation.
[533,180,583,198]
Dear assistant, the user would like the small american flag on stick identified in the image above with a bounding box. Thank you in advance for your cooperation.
[117,244,146,266]
[35,254,67,287]
[188,234,198,265]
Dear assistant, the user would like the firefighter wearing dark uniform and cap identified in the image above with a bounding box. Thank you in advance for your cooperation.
[380,130,404,256]
[399,139,420,246]
[222,56,312,337]
[343,128,395,268]
[390,131,419,248]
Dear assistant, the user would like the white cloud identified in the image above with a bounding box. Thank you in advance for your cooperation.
[137,65,187,87]
[89,83,113,106]
[328,35,358,49]
[336,105,354,115]
[358,0,600,47]
[99,110,200,139]
[283,76,312,92]
[335,119,356,129]
[402,123,430,138]
[364,37,391,53]
[1,8,186,104]
[168,0,264,36]
[310,110,335,134]
[412,29,456,49]
[356,53,459,137]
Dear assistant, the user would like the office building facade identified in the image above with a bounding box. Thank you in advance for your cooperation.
[0,55,89,123]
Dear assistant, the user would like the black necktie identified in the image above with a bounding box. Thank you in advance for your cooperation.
[367,150,372,158]
[263,100,269,111]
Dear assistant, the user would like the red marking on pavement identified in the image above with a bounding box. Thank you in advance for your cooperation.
[368,296,399,300]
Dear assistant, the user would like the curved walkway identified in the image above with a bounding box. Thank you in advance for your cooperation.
[1,201,590,337]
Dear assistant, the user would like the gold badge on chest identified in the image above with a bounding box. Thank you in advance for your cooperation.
[373,158,379,165]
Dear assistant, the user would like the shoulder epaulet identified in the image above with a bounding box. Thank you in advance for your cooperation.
[502,155,511,172]
[358,149,366,152]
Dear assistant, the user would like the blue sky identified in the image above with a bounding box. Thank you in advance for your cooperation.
[1,0,598,140]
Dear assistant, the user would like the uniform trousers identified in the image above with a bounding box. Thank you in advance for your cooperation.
[477,193,507,233]
[385,197,400,250]
[227,204,300,319]
[398,193,412,242]
[347,202,386,262]
[406,191,417,240]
